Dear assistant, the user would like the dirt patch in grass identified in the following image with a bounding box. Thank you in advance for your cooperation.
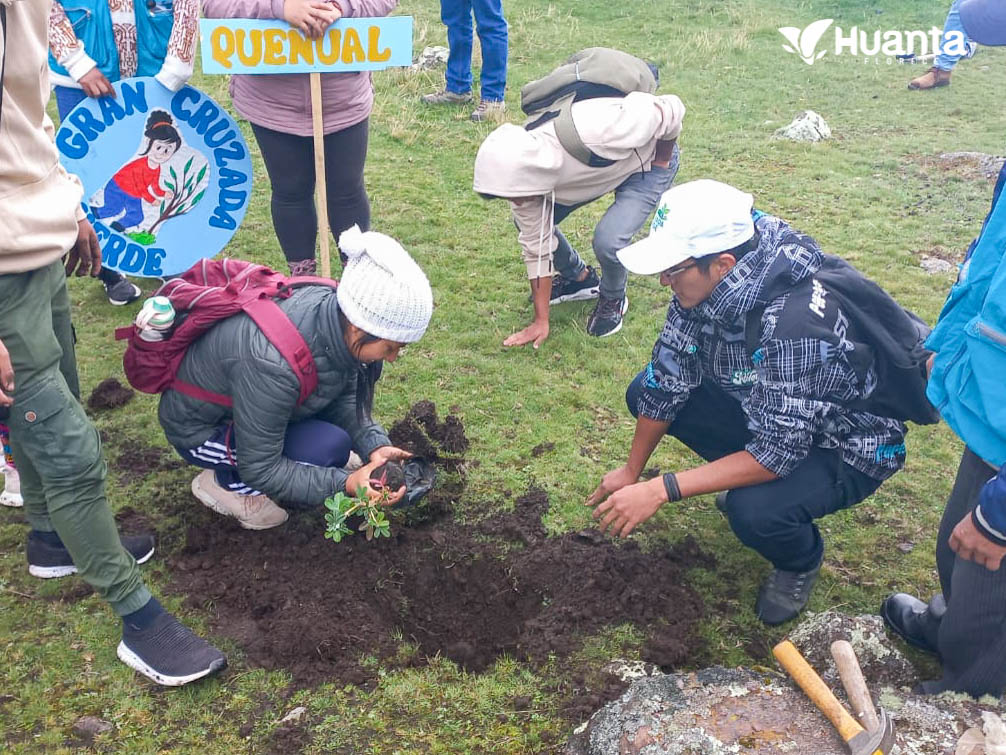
[111,446,184,486]
[167,403,710,720]
[530,442,555,457]
[86,378,134,412]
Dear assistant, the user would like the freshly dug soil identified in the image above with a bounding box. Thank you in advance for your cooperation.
[86,378,134,411]
[167,403,710,700]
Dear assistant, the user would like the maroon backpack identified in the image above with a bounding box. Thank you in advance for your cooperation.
[114,258,337,407]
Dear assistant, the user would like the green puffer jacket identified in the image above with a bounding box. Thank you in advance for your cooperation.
[158,285,391,505]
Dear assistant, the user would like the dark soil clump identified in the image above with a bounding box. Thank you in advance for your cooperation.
[167,401,710,713]
[87,378,134,412]
[530,442,555,457]
[371,460,405,491]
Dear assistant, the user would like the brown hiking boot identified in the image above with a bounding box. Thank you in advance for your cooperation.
[470,99,506,123]
[421,89,473,105]
[908,66,952,90]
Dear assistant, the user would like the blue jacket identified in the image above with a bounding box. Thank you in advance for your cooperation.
[48,0,176,82]
[926,163,1006,468]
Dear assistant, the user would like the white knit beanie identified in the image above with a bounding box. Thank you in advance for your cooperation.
[336,225,433,343]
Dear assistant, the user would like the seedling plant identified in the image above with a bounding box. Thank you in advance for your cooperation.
[324,478,392,543]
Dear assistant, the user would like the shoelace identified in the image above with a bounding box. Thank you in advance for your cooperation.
[768,570,811,601]
[596,296,623,319]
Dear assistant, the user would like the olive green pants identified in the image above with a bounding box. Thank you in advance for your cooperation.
[0,261,150,615]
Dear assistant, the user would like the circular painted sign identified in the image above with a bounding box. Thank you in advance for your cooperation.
[55,77,252,277]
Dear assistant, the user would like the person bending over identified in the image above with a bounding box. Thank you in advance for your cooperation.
[158,226,434,529]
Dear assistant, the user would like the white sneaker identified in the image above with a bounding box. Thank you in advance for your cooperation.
[190,470,288,530]
[1,463,23,508]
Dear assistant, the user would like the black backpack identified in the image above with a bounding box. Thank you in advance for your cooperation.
[745,255,940,425]
[520,47,658,167]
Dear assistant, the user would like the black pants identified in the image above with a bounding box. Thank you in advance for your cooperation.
[626,372,882,572]
[251,119,371,264]
[910,448,1006,697]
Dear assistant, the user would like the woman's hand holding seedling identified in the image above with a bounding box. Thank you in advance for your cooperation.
[346,460,406,507]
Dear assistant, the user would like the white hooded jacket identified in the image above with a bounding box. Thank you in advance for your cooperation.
[0,0,86,275]
[473,92,685,279]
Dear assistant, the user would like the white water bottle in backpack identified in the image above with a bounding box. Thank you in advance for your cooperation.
[135,296,176,342]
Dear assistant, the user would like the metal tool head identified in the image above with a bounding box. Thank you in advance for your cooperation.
[847,708,895,755]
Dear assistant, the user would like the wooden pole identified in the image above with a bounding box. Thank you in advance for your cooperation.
[309,72,331,278]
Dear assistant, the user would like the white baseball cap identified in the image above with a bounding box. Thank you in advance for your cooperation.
[616,180,755,275]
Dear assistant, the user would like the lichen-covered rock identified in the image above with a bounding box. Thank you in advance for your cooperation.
[566,613,1005,755]
[773,110,831,142]
[566,667,849,754]
[787,611,917,690]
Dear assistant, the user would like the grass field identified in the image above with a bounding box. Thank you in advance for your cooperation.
[2,0,1006,751]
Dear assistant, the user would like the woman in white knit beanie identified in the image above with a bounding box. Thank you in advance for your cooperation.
[158,225,434,531]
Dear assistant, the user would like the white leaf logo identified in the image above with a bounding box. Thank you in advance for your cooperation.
[779,19,834,64]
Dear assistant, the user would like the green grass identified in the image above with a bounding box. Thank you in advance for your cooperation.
[3,0,1005,751]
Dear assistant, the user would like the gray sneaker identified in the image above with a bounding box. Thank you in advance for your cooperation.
[421,89,473,105]
[105,276,142,306]
[471,99,506,123]
[755,562,821,625]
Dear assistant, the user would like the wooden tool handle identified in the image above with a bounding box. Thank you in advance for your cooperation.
[309,72,332,280]
[831,640,881,731]
[773,640,864,742]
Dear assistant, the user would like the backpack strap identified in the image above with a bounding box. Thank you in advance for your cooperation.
[170,380,235,407]
[553,95,616,168]
[242,297,318,406]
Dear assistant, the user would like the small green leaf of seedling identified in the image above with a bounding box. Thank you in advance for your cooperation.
[323,484,393,544]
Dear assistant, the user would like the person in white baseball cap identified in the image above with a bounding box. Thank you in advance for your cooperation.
[588,180,910,626]
[616,179,756,309]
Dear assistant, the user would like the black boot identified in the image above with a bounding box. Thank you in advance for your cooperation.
[881,593,944,655]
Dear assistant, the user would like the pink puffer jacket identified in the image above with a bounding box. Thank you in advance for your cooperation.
[201,0,398,136]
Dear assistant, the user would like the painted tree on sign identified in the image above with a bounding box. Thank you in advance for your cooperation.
[148,155,209,238]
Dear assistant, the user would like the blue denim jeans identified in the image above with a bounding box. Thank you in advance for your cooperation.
[935,0,973,71]
[441,0,508,101]
[552,149,679,300]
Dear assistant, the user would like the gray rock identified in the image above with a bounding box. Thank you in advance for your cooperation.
[921,256,956,275]
[787,610,918,690]
[279,706,307,724]
[412,46,450,71]
[566,612,1004,754]
[773,110,832,142]
[72,716,113,744]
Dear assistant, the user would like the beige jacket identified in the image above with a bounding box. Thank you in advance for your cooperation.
[473,92,685,279]
[0,0,84,275]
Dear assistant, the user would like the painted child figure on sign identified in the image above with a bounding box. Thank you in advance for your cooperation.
[91,110,209,245]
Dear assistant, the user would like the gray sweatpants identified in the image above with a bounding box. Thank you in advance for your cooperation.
[919,447,1006,697]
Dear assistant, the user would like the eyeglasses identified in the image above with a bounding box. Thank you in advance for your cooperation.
[660,261,697,280]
